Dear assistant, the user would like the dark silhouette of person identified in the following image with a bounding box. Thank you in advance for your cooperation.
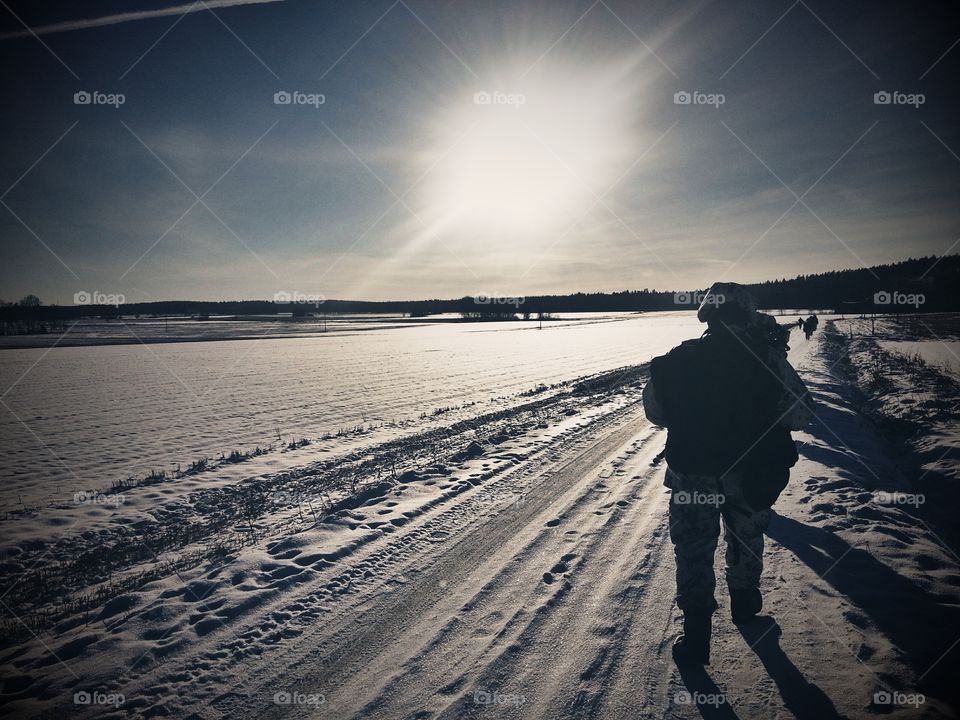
[797,317,804,330]
[643,282,815,664]
[802,315,818,340]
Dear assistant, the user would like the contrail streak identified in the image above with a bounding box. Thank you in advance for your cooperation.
[0,0,284,40]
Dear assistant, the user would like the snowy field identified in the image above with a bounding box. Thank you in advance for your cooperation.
[878,341,960,377]
[0,314,414,349]
[0,312,704,513]
[0,312,647,349]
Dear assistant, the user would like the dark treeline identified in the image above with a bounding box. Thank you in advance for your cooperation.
[2,255,957,330]
[747,254,956,313]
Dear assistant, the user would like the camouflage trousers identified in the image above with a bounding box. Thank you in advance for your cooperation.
[665,468,771,613]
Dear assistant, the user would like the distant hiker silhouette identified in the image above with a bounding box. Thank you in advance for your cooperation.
[802,314,818,340]
[643,282,815,664]
[796,317,804,330]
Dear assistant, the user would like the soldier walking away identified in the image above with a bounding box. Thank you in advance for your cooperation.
[796,317,804,330]
[643,283,815,664]
[802,314,818,340]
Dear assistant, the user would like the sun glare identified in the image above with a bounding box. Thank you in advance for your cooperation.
[418,58,643,239]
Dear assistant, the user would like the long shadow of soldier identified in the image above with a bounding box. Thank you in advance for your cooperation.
[674,662,740,720]
[673,616,843,720]
[738,616,844,719]
[767,512,960,709]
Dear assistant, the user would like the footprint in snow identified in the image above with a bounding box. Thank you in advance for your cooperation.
[544,553,578,582]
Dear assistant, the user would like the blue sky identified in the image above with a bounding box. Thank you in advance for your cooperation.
[0,0,957,303]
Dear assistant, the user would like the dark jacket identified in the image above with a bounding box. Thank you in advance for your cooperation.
[647,325,801,509]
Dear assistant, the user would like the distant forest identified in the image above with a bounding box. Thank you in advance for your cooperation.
[2,255,957,330]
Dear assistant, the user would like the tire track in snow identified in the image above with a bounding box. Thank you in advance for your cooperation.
[418,431,677,720]
[249,408,679,719]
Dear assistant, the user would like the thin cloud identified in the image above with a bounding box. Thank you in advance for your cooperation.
[0,0,284,40]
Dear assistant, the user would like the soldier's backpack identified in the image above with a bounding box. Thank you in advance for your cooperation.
[650,328,798,509]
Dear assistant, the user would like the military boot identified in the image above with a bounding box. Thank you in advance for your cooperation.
[672,610,712,664]
[730,587,762,624]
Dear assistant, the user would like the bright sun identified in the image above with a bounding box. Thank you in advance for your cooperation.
[443,113,576,231]
[418,58,642,239]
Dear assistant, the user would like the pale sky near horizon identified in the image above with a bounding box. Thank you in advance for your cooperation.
[0,0,958,304]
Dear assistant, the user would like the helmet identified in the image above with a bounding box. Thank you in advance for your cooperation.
[696,282,758,325]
